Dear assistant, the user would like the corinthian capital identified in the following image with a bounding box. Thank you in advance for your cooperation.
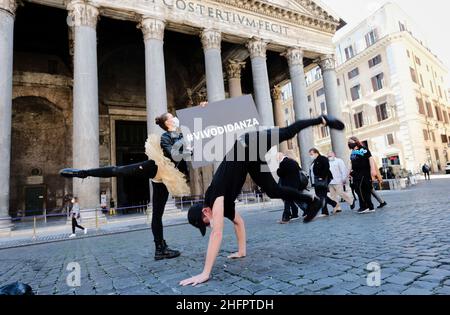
[226,60,246,79]
[272,85,282,100]
[67,0,99,28]
[247,37,268,59]
[0,0,17,15]
[138,17,165,41]
[282,48,304,67]
[200,29,221,51]
[318,54,336,71]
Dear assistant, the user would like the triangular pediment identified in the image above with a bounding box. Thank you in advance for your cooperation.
[214,0,343,33]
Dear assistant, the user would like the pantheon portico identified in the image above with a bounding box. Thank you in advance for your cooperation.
[0,0,347,231]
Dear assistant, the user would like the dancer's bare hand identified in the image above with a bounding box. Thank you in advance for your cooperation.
[227,252,246,259]
[179,273,210,286]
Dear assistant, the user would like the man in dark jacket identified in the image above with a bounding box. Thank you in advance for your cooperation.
[276,152,302,223]
[309,148,337,217]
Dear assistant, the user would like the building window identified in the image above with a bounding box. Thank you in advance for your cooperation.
[417,98,425,115]
[316,87,324,97]
[386,134,394,146]
[423,129,429,141]
[320,102,326,114]
[444,111,449,124]
[410,67,417,83]
[365,29,378,47]
[344,45,355,60]
[354,112,364,129]
[430,81,434,93]
[426,102,433,118]
[348,68,359,79]
[441,135,448,143]
[376,103,389,121]
[307,95,311,102]
[399,22,406,32]
[431,131,436,142]
[406,49,410,58]
[415,56,421,65]
[420,74,424,87]
[320,126,329,138]
[435,106,443,121]
[284,108,289,115]
[438,86,443,98]
[371,73,384,92]
[350,85,361,101]
[368,55,382,68]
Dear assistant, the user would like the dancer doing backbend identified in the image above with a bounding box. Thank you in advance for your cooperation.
[60,113,191,261]
[180,115,345,286]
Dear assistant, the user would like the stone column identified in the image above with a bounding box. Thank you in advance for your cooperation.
[139,17,168,136]
[200,29,225,102]
[67,0,100,214]
[226,59,246,97]
[0,0,16,232]
[201,29,225,176]
[319,55,348,161]
[272,85,288,153]
[283,48,314,169]
[247,37,274,127]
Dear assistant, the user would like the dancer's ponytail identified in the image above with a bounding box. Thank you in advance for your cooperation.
[155,113,170,131]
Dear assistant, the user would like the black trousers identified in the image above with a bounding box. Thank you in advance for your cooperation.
[71,217,84,234]
[80,160,169,245]
[238,118,324,206]
[283,201,299,219]
[353,175,374,210]
[151,182,169,244]
[424,172,430,180]
[314,184,337,215]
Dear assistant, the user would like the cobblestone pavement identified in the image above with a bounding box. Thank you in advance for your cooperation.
[0,178,449,295]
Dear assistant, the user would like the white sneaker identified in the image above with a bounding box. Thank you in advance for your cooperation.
[69,234,76,238]
[84,228,88,235]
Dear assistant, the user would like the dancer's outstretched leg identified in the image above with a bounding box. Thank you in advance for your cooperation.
[243,115,345,154]
[60,160,158,179]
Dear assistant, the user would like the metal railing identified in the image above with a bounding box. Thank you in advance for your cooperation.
[4,191,275,241]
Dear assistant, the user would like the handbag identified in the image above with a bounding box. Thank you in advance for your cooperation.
[314,177,329,189]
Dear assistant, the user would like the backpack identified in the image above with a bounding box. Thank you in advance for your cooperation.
[298,169,309,191]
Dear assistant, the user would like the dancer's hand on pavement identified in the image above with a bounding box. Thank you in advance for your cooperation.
[179,273,210,286]
[227,252,246,259]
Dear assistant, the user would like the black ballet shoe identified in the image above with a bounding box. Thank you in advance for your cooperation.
[303,197,325,223]
[59,168,88,179]
[321,115,345,131]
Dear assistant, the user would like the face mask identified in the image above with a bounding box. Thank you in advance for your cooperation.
[328,157,335,161]
[172,117,180,128]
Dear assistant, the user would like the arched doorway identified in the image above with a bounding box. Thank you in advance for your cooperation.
[10,96,69,217]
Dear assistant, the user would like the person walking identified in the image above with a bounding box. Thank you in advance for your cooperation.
[422,163,431,180]
[309,148,338,217]
[109,198,116,216]
[371,160,387,209]
[276,151,302,224]
[69,197,87,238]
[348,137,377,214]
[327,152,354,213]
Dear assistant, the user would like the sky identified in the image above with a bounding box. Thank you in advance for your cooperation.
[320,0,450,87]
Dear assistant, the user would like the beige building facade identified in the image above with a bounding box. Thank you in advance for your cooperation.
[0,0,349,230]
[283,3,450,174]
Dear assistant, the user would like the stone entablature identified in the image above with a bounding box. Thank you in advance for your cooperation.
[30,0,338,55]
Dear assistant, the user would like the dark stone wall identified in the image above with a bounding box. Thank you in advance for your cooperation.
[10,97,71,216]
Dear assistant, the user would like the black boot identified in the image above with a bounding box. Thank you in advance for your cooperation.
[154,240,181,261]
[59,168,88,179]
